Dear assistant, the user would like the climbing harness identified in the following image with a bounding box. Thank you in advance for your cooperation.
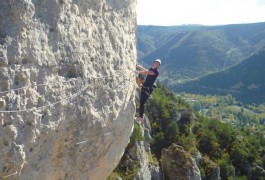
[141,83,157,97]
[141,86,151,96]
[136,76,142,87]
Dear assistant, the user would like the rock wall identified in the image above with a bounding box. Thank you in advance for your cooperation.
[128,118,161,180]
[134,119,161,180]
[0,0,136,179]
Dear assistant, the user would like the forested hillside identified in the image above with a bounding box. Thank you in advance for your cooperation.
[111,84,265,179]
[147,84,265,179]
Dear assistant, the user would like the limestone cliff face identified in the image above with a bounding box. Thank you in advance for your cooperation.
[0,0,136,179]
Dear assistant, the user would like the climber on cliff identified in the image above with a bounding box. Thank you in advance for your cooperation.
[134,59,161,122]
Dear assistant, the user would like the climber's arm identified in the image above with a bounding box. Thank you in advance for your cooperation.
[134,69,155,76]
[136,64,146,71]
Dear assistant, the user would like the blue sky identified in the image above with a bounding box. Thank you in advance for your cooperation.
[137,0,265,26]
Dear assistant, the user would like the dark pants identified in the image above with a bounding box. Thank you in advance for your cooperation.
[139,87,153,118]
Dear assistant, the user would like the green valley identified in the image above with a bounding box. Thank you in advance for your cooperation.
[177,49,265,104]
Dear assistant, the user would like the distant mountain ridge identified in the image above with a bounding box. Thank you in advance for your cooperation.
[137,22,265,83]
[177,48,265,104]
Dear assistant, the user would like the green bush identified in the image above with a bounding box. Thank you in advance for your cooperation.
[127,123,144,149]
[218,159,234,179]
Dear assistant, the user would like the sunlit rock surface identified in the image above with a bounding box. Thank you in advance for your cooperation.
[0,0,136,179]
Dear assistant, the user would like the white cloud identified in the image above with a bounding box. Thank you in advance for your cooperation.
[137,0,265,25]
[257,0,265,5]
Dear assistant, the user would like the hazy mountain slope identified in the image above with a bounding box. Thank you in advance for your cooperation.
[137,26,186,59]
[177,48,265,104]
[137,23,265,82]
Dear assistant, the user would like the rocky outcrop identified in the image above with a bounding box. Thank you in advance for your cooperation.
[161,144,201,180]
[254,166,265,178]
[109,117,161,180]
[0,0,136,179]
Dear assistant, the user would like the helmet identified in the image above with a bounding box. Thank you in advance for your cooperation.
[154,59,161,65]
